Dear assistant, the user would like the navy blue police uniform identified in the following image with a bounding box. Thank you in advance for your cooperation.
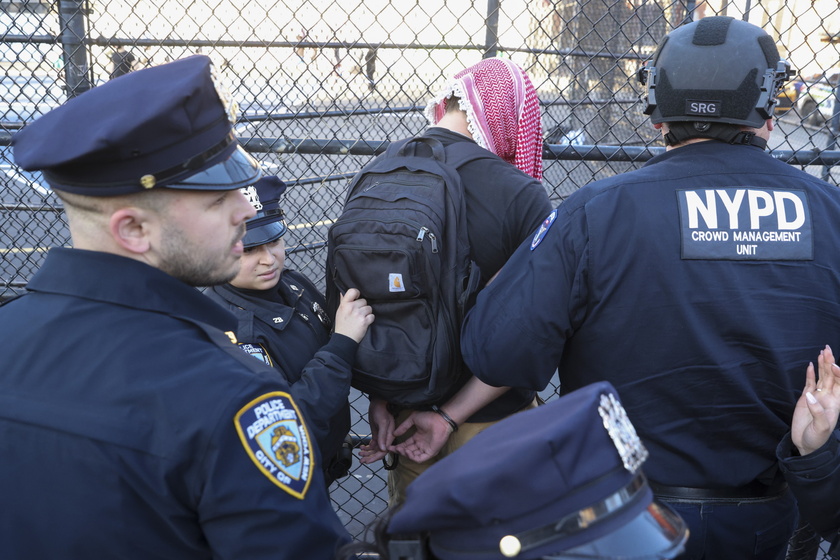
[463,16,840,560]
[0,250,350,558]
[208,175,354,486]
[355,381,688,559]
[208,269,354,485]
[2,55,351,558]
[461,139,840,559]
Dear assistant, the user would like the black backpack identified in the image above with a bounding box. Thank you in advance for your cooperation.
[325,136,491,407]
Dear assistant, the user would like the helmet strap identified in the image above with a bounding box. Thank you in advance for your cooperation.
[663,122,767,150]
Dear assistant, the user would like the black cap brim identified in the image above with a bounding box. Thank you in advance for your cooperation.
[168,144,262,190]
[243,220,287,248]
[546,501,688,559]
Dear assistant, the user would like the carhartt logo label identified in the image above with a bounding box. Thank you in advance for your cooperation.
[389,273,405,292]
[677,187,812,260]
[685,100,721,116]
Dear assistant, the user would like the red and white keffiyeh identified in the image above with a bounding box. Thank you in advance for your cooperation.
[425,57,543,181]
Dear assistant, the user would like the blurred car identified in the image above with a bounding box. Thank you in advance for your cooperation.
[793,71,839,126]
[774,80,802,115]
[545,124,587,146]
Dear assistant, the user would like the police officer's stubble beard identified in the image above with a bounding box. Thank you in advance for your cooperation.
[156,219,247,287]
[61,189,247,286]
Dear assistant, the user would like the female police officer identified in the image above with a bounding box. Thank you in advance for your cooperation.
[207,175,360,487]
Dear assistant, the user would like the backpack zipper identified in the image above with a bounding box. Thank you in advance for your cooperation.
[428,232,438,253]
[416,227,438,253]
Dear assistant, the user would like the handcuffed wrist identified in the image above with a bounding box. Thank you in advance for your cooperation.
[431,405,459,433]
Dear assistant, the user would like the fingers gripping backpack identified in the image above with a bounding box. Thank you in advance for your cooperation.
[325,136,490,407]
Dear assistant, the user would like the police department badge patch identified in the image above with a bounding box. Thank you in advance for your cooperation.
[530,209,558,250]
[238,342,273,367]
[234,392,314,499]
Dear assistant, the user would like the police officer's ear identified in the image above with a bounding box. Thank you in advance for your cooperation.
[109,205,158,256]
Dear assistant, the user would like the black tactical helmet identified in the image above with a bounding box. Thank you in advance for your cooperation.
[639,16,792,130]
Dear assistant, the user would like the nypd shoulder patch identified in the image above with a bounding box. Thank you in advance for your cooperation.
[530,209,558,251]
[234,392,314,499]
[238,342,273,367]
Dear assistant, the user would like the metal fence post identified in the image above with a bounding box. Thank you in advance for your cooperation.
[57,0,93,97]
[683,0,697,24]
[484,0,500,59]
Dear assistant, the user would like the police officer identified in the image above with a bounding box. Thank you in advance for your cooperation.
[1,55,373,559]
[460,16,840,560]
[339,381,689,559]
[207,175,356,487]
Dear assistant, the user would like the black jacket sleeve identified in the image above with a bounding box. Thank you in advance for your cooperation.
[778,430,840,539]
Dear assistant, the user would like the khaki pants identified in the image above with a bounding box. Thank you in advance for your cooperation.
[387,398,538,508]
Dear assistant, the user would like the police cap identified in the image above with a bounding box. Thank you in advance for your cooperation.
[240,176,288,248]
[12,54,261,195]
[387,381,688,560]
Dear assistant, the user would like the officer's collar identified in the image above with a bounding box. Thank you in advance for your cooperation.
[663,122,767,150]
[216,282,295,329]
[28,247,238,331]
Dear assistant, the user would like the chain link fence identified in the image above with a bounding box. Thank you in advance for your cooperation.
[2,0,840,555]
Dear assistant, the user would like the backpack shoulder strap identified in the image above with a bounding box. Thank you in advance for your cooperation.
[395,136,446,161]
[438,138,498,170]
